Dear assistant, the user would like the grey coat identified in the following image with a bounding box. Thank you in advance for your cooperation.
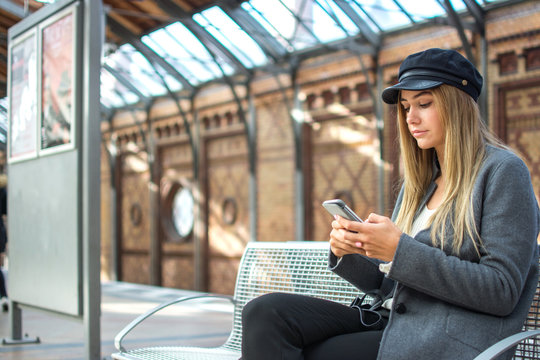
[330,145,540,360]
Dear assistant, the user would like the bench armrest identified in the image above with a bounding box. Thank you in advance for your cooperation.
[114,294,235,352]
[473,329,540,360]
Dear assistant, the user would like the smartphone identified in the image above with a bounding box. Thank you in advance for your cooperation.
[322,199,363,222]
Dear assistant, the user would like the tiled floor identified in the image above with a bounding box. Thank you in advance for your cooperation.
[0,281,234,360]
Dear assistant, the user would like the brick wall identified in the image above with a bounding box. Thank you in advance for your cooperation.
[256,95,296,242]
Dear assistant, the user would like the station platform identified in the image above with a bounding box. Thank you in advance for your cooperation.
[0,280,234,360]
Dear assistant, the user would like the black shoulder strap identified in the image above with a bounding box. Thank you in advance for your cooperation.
[380,277,395,300]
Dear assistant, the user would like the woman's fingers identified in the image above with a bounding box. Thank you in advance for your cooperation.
[330,227,366,257]
[333,216,362,233]
[330,213,402,262]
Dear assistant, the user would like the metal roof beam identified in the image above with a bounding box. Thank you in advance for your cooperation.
[314,0,351,38]
[184,17,251,75]
[102,64,152,106]
[331,40,376,56]
[278,0,322,47]
[463,0,485,35]
[439,0,476,63]
[391,0,416,24]
[333,0,381,48]
[220,2,287,61]
[105,102,145,114]
[290,33,376,62]
[100,104,114,121]
[154,0,250,76]
[106,16,194,92]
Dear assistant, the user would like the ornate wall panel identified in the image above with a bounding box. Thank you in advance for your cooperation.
[121,255,150,284]
[119,154,151,284]
[205,132,248,294]
[310,113,379,242]
[256,97,295,242]
[158,140,195,290]
[162,257,194,290]
[500,79,540,209]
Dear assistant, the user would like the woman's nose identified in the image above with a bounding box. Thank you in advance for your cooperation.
[406,112,418,125]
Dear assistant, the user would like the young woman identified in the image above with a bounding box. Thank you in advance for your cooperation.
[241,48,540,360]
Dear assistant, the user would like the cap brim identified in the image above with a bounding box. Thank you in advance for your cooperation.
[381,79,443,104]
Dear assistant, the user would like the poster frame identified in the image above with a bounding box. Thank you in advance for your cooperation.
[38,4,78,156]
[7,28,39,163]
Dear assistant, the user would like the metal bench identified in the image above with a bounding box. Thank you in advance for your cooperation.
[112,241,360,360]
[112,241,540,360]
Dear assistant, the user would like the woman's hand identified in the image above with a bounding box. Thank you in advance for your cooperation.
[329,216,366,258]
[330,213,402,262]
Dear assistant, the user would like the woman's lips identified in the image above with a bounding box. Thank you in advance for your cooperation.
[411,129,427,138]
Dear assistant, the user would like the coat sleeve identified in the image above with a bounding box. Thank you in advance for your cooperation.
[328,250,386,292]
[388,152,540,316]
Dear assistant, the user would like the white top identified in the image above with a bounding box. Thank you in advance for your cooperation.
[380,205,436,275]
[410,205,436,237]
[379,205,436,310]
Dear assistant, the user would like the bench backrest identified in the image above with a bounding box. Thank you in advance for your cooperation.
[221,241,360,352]
[516,261,540,359]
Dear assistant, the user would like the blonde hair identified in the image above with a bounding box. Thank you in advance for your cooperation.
[394,85,504,255]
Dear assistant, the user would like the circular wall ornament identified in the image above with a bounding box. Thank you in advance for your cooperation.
[222,197,237,225]
[171,187,194,238]
[160,179,195,243]
[130,202,142,226]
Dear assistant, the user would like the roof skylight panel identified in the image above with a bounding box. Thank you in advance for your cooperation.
[193,6,268,68]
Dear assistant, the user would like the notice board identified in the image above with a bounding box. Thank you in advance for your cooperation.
[7,0,83,317]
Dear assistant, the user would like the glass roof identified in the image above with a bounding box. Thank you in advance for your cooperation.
[193,7,268,69]
[0,0,512,126]
[143,22,233,84]
[100,0,507,111]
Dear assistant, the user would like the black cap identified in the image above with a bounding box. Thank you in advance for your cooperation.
[381,48,483,104]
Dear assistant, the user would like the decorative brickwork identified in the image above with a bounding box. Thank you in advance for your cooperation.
[158,141,195,289]
[499,80,540,210]
[120,170,150,250]
[526,47,540,71]
[498,52,519,75]
[310,113,379,241]
[160,141,193,170]
[206,132,249,293]
[117,156,151,283]
[121,254,150,285]
[208,257,240,295]
[256,96,296,243]
[162,256,194,290]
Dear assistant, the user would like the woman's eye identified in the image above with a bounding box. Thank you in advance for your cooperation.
[420,102,432,108]
[403,107,410,113]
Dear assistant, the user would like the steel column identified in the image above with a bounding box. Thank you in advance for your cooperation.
[82,0,102,358]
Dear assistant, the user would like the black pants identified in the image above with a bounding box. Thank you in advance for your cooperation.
[0,268,6,298]
[241,293,385,360]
